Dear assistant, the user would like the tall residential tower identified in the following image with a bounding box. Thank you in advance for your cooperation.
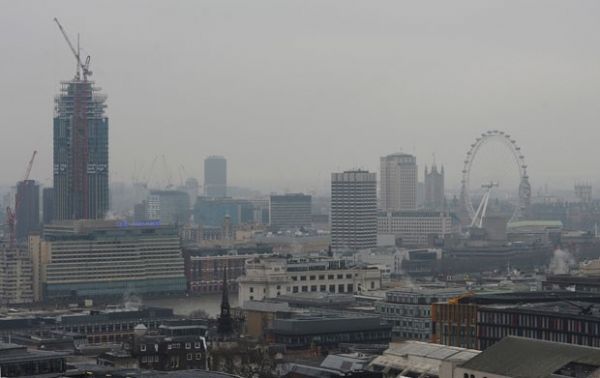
[331,170,377,252]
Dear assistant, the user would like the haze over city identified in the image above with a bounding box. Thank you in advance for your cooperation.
[2,1,600,194]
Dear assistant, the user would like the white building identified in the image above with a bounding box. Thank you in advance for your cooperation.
[380,153,417,211]
[331,170,377,252]
[378,211,458,247]
[238,256,383,303]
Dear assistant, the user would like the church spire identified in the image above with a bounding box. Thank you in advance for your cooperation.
[217,267,233,335]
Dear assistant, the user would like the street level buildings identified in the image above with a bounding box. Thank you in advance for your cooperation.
[269,193,312,230]
[238,257,382,303]
[53,77,109,220]
[331,170,377,252]
[204,156,227,198]
[29,220,186,301]
[380,154,417,211]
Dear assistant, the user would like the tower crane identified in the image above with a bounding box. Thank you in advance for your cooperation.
[53,17,92,81]
[6,151,37,247]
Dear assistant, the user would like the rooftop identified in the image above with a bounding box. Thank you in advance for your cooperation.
[460,336,600,378]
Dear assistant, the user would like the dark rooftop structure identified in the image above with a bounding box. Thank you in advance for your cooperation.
[0,342,67,377]
[459,336,600,378]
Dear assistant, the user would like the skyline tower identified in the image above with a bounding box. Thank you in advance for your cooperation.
[424,163,445,210]
[380,153,417,211]
[15,180,40,241]
[330,170,377,252]
[53,20,108,220]
[204,156,227,198]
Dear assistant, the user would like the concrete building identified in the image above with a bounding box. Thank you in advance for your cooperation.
[238,257,382,303]
[376,287,466,341]
[182,177,200,207]
[424,164,445,210]
[452,336,600,378]
[42,187,54,225]
[380,153,417,211]
[204,156,227,198]
[377,211,458,247]
[146,190,190,225]
[269,193,312,230]
[29,220,186,300]
[53,77,109,220]
[331,170,377,252]
[0,244,33,304]
[16,180,40,241]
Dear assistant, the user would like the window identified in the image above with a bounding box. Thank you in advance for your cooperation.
[140,344,146,352]
[196,353,202,360]
[167,344,172,350]
[337,274,343,279]
[187,353,193,361]
[347,284,353,292]
[329,285,336,293]
[319,275,325,280]
[276,285,281,289]
[346,274,352,279]
[320,285,326,291]
[194,342,201,349]
[328,274,334,280]
[311,285,317,292]
[338,284,345,293]
[302,286,308,292]
[300,276,307,281]
[185,342,191,349]
[291,276,297,281]
[249,296,254,300]
[371,281,375,289]
[249,287,254,293]
[293,286,299,293]
[310,275,316,280]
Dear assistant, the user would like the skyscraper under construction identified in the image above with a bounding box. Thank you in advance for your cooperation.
[53,19,109,220]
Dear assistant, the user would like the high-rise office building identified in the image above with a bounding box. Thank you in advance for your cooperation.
[53,76,109,220]
[204,156,227,198]
[424,164,445,210]
[270,193,312,230]
[146,190,190,225]
[331,170,377,251]
[380,153,417,211]
[42,187,54,225]
[15,180,40,241]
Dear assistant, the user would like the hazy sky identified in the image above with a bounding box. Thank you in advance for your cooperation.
[1,1,599,195]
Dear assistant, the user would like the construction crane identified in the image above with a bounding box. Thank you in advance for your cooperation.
[53,17,92,81]
[6,151,37,247]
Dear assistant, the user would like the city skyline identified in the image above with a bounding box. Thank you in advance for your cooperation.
[1,1,600,194]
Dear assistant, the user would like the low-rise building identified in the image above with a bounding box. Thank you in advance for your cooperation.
[377,211,458,247]
[268,313,392,350]
[0,243,33,304]
[376,287,466,341]
[0,342,67,377]
[451,336,600,378]
[238,257,383,303]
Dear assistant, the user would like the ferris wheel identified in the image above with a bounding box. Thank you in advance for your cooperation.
[459,130,531,225]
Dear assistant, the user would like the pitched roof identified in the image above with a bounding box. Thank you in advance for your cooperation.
[461,336,600,378]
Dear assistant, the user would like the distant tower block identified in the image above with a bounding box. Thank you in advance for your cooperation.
[575,183,592,203]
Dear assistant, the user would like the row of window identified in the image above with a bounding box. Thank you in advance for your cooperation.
[291,273,354,281]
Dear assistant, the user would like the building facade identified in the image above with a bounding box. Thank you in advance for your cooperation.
[0,244,34,305]
[269,193,312,230]
[193,197,254,227]
[16,180,40,241]
[424,164,444,210]
[380,154,417,211]
[377,211,458,247]
[53,78,109,220]
[204,156,227,198]
[29,220,186,300]
[331,170,377,252]
[376,287,466,341]
[146,190,190,225]
[42,187,54,225]
[238,257,382,304]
